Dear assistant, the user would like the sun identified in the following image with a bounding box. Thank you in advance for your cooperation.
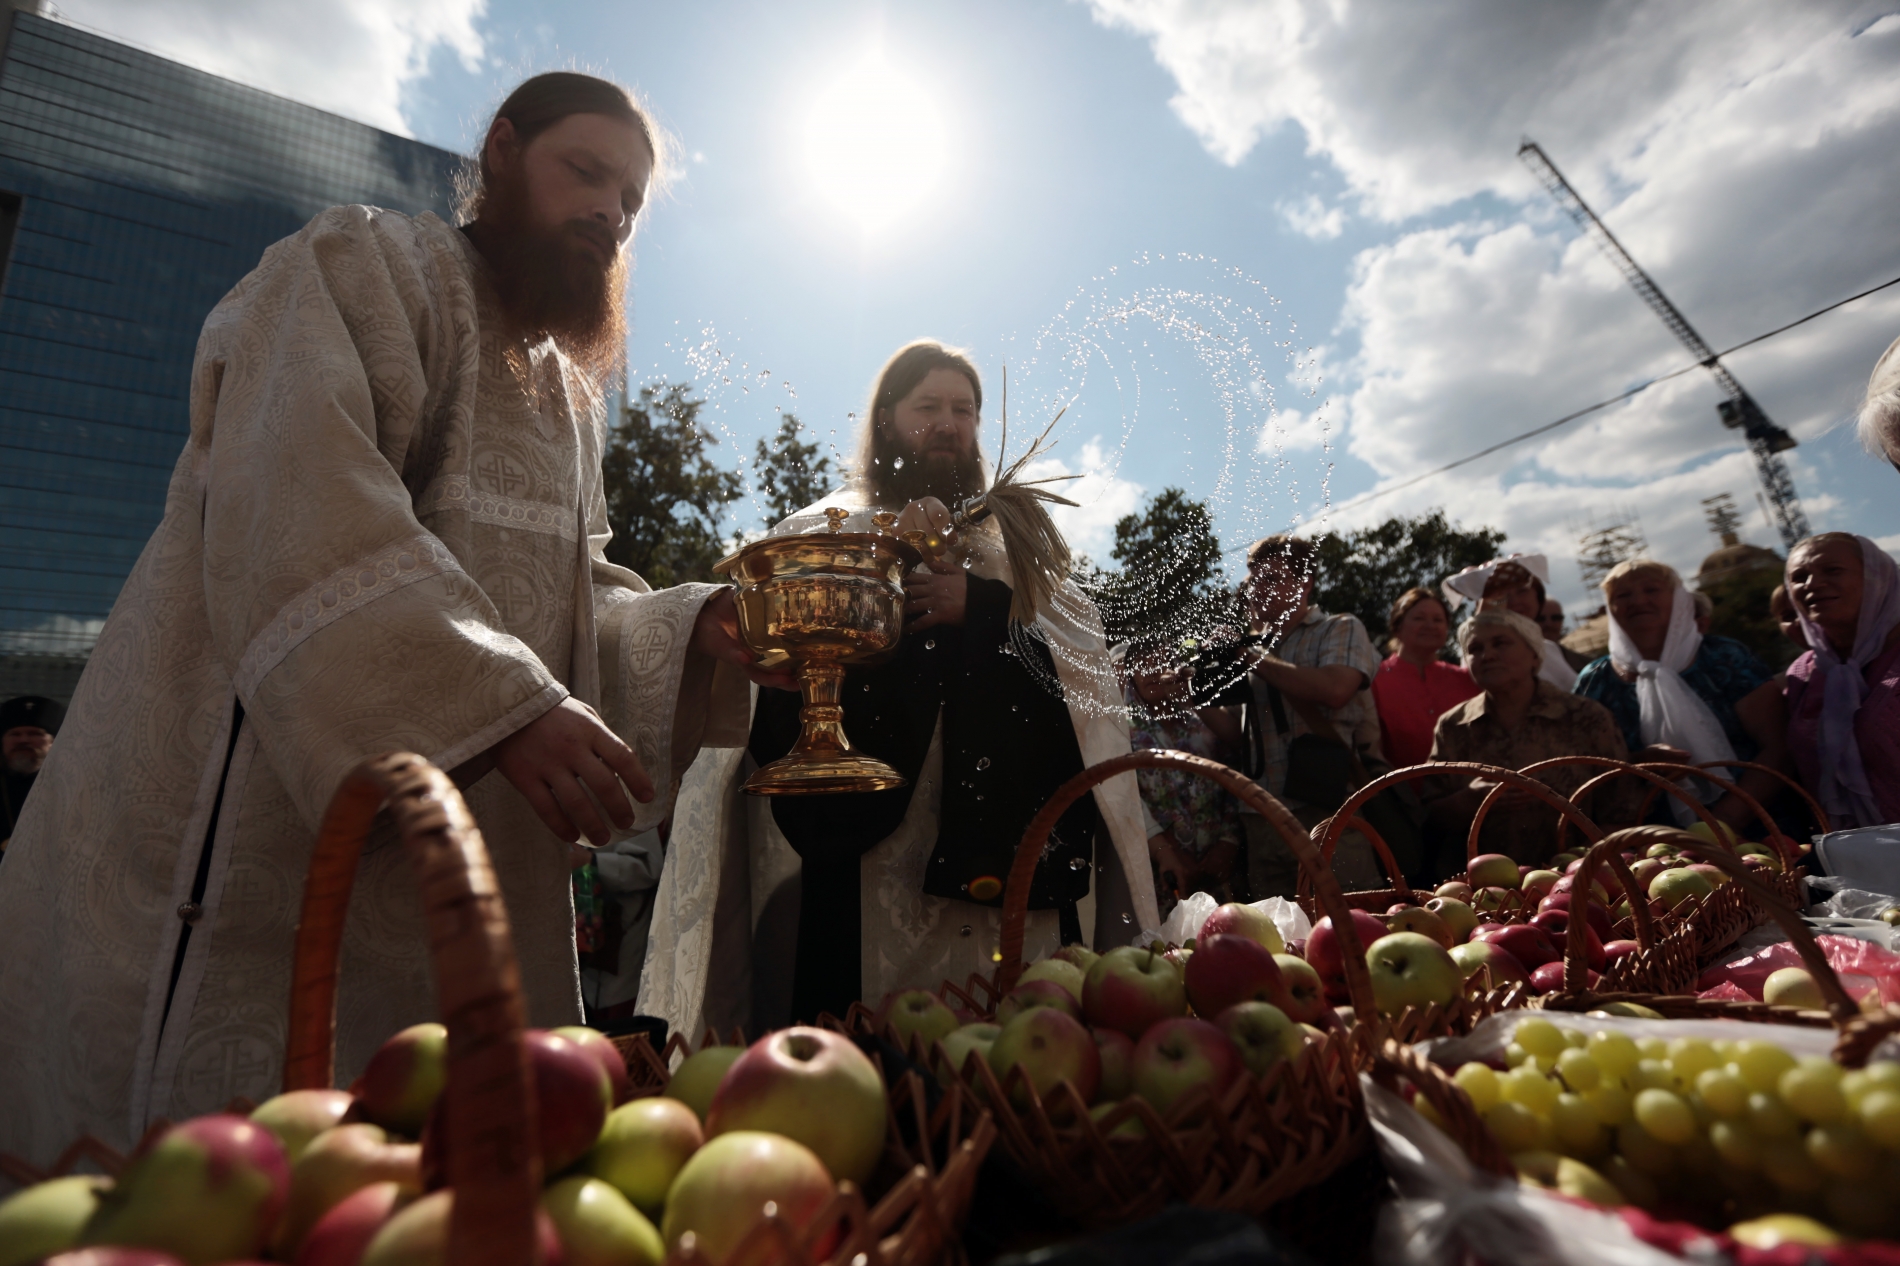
[804,53,947,233]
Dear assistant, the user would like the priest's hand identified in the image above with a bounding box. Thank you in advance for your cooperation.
[493,697,654,847]
[905,553,967,631]
[694,588,798,690]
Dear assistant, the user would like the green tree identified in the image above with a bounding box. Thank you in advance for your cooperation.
[601,382,744,587]
[1703,566,1799,671]
[1079,487,1234,644]
[1311,511,1507,647]
[753,412,832,526]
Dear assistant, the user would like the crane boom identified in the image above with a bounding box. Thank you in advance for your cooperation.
[1517,140,1810,548]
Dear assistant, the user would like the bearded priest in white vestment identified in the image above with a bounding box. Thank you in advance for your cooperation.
[638,341,1164,1042]
[0,74,774,1162]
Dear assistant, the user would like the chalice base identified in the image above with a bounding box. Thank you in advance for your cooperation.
[743,750,908,796]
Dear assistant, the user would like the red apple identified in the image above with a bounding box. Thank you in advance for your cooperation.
[1131,1018,1243,1117]
[552,1026,633,1106]
[1215,1002,1302,1078]
[1448,940,1527,987]
[1530,910,1605,971]
[586,1097,703,1220]
[352,1023,448,1137]
[988,1006,1101,1115]
[1272,954,1328,1024]
[1081,946,1187,1039]
[1365,932,1461,1013]
[1474,923,1559,971]
[1197,902,1285,953]
[1467,854,1521,890]
[1304,911,1388,1004]
[250,1090,353,1167]
[271,1123,420,1260]
[1529,961,1599,993]
[1091,1028,1134,1102]
[81,1114,288,1264]
[659,1132,837,1266]
[705,1026,887,1187]
[295,1181,407,1266]
[1183,933,1292,1018]
[1602,939,1642,968]
[996,978,1083,1026]
[528,1029,614,1176]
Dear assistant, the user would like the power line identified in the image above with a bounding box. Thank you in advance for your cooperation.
[1327,269,1900,517]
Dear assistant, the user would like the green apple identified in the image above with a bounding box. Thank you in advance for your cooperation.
[1763,967,1827,1010]
[877,989,959,1051]
[704,1027,888,1187]
[587,1097,703,1219]
[989,1007,1100,1116]
[1425,897,1478,943]
[1081,946,1187,1039]
[1645,842,1678,860]
[1197,902,1286,954]
[1467,854,1521,891]
[660,1132,838,1266]
[1088,1100,1145,1139]
[995,979,1083,1026]
[352,1022,448,1137]
[1214,1001,1302,1078]
[0,1175,107,1266]
[271,1122,421,1260]
[1449,941,1527,987]
[1131,1017,1243,1117]
[1018,958,1087,1003]
[1272,954,1328,1024]
[936,1023,1000,1090]
[1053,945,1100,973]
[1365,931,1462,1014]
[1091,1027,1134,1102]
[1685,820,1740,849]
[664,1045,743,1123]
[82,1114,289,1265]
[1648,867,1714,910]
[250,1089,353,1166]
[542,1176,662,1266]
[1382,906,1454,948]
[1520,870,1561,901]
[1433,881,1474,901]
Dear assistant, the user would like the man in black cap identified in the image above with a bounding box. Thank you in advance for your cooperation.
[0,695,61,853]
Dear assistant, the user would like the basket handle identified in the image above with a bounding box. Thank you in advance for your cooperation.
[1670,839,1857,1025]
[283,753,542,1266]
[995,749,1382,1026]
[1303,809,1416,904]
[1504,755,1728,856]
[1693,758,1830,836]
[1560,832,1667,991]
[1623,762,1803,870]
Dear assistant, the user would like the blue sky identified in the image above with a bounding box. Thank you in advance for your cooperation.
[57,0,1900,612]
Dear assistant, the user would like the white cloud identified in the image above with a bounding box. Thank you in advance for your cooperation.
[1022,437,1146,560]
[50,0,485,135]
[1089,0,1900,606]
[1277,192,1344,240]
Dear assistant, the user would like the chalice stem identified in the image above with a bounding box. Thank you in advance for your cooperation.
[795,659,853,757]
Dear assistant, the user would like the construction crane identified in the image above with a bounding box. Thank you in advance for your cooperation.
[1518,141,1810,548]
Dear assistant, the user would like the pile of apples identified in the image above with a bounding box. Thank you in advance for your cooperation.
[877,899,1482,1131]
[0,1020,893,1266]
[1418,1016,1900,1249]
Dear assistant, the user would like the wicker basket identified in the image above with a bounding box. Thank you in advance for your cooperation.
[883,749,1375,1227]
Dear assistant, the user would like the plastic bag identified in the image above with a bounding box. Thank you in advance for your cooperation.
[1695,933,1900,1004]
[1144,892,1313,951]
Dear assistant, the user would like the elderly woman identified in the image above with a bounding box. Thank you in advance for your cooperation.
[1372,587,1479,769]
[1784,533,1900,828]
[1443,555,1577,690]
[1426,608,1634,865]
[1575,560,1786,828]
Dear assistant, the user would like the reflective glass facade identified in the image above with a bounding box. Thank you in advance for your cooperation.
[0,11,459,694]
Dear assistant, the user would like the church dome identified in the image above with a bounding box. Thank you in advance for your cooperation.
[1696,540,1782,589]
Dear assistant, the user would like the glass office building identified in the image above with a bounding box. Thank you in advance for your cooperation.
[0,9,461,699]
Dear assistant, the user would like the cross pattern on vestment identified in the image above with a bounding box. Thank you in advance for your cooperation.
[185,1036,270,1105]
[489,573,537,625]
[628,623,672,674]
[476,453,529,497]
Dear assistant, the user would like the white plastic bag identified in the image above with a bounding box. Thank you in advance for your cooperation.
[1142,892,1312,950]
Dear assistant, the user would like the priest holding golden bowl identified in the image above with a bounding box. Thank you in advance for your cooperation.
[641,341,1162,1033]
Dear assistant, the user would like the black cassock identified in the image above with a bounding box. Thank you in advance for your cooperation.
[749,574,1103,1022]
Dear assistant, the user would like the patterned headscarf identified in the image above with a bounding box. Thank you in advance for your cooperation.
[1457,607,1545,665]
[1792,535,1900,825]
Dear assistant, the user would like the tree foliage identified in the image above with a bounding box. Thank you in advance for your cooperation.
[1703,565,1799,671]
[600,382,743,587]
[1311,511,1507,645]
[753,413,833,527]
[1078,487,1234,644]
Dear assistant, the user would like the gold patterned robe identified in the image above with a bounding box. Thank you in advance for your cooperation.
[0,207,748,1162]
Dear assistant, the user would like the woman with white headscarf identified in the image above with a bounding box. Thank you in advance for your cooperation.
[1784,533,1900,828]
[1574,560,1788,828]
[1442,554,1578,691]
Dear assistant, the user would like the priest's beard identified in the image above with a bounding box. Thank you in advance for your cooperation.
[862,429,987,509]
[6,750,42,775]
[471,167,628,389]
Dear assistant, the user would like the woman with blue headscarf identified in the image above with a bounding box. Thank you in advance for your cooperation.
[1785,533,1900,829]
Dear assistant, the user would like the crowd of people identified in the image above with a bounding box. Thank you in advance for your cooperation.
[1123,526,1900,910]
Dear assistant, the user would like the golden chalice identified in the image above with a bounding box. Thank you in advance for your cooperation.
[714,507,924,795]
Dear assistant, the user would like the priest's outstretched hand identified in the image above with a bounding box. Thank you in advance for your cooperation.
[491,697,653,846]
